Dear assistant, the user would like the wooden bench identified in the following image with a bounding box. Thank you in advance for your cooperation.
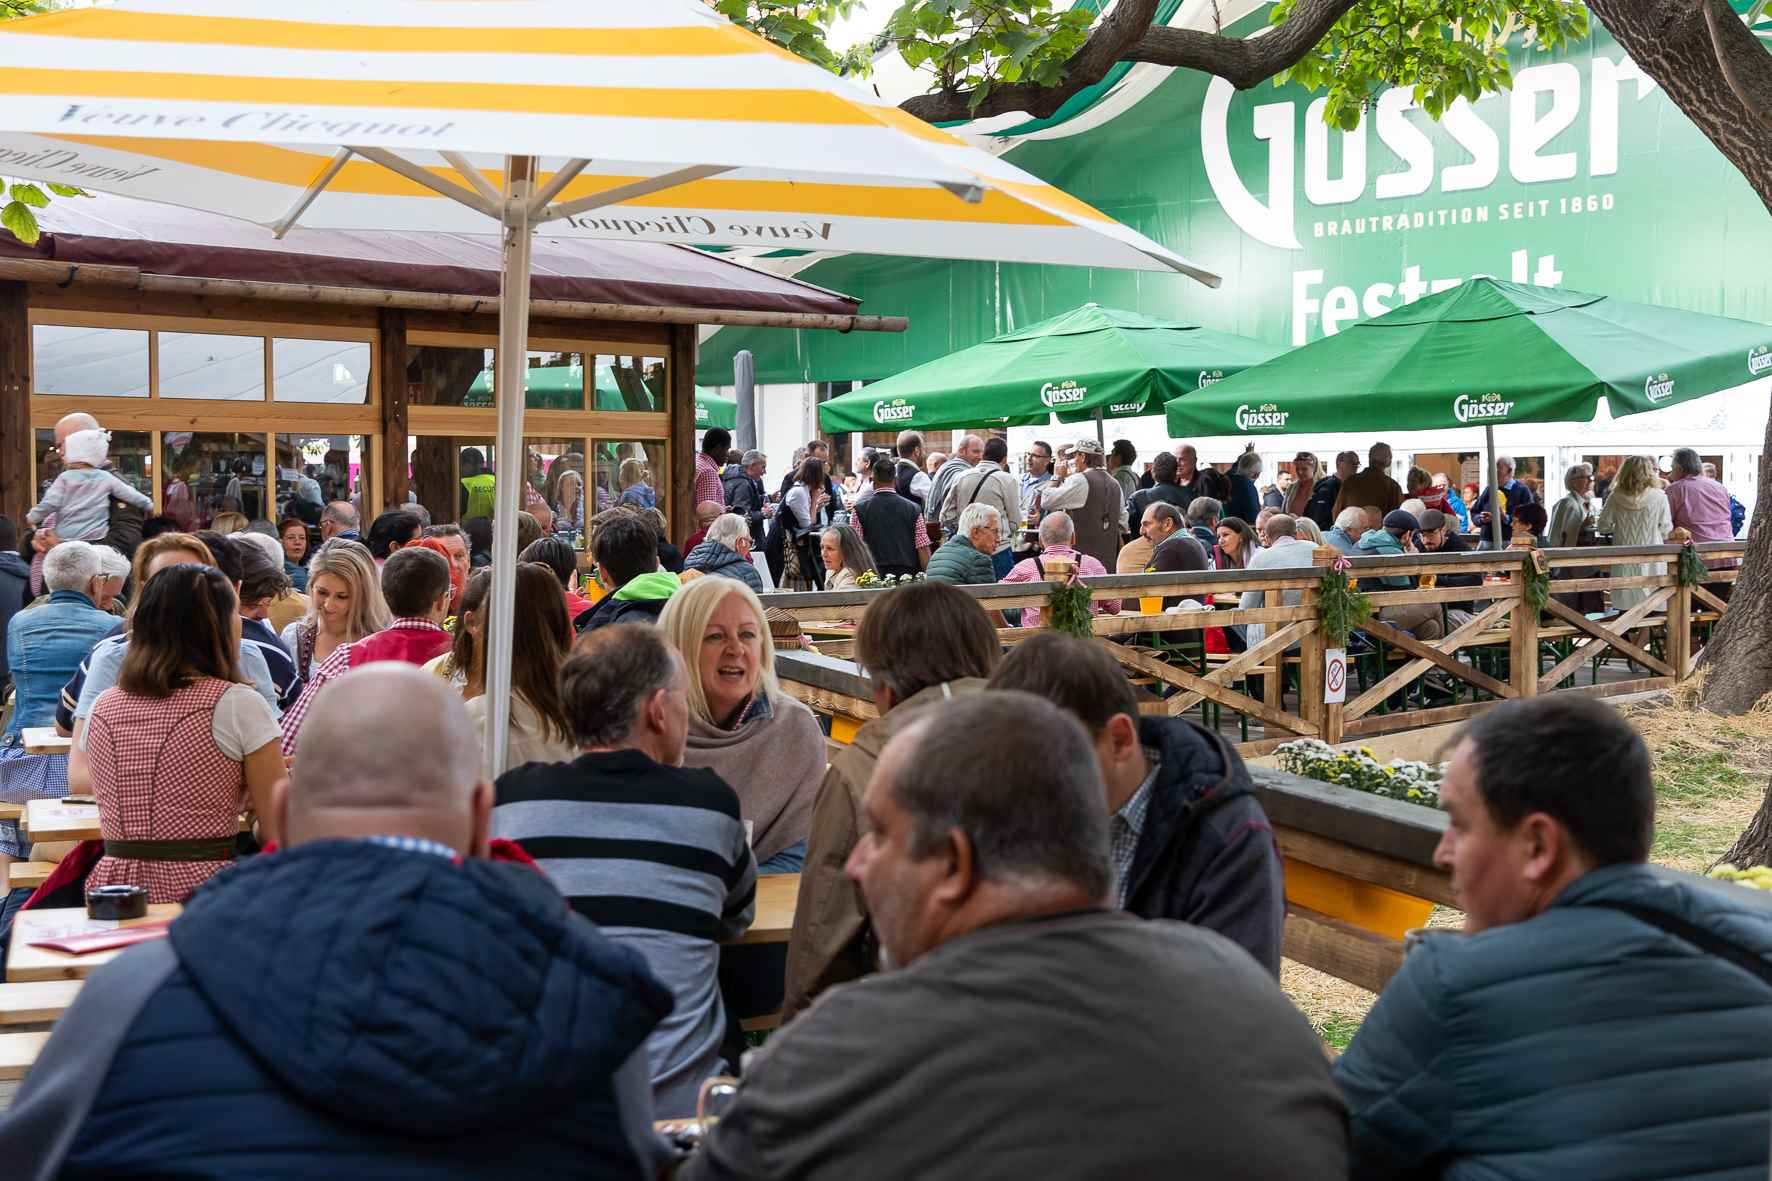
[0,1031,50,1080]
[6,862,52,889]
[0,980,81,1025]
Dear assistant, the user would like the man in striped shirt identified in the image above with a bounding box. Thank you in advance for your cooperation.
[494,623,755,1119]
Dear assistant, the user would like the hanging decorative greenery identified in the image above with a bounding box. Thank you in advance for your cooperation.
[1317,556,1371,648]
[1521,553,1552,613]
[1677,542,1707,588]
[1046,581,1095,639]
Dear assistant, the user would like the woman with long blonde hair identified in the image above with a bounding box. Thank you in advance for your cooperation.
[657,575,826,873]
[277,539,389,680]
[1596,454,1674,610]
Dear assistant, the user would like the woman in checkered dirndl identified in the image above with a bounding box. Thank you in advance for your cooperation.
[82,564,285,903]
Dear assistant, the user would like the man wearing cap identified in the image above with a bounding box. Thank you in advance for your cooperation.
[1039,439,1124,571]
[1415,508,1480,626]
[1357,509,1443,641]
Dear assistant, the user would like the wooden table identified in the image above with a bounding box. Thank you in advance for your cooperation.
[7,904,182,983]
[725,873,797,946]
[21,799,100,842]
[20,728,71,755]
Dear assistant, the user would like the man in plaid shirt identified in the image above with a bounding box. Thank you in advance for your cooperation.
[695,428,731,518]
[280,547,454,755]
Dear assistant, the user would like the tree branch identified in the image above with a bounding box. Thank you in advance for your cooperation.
[897,0,1363,122]
[1702,0,1772,128]
[1124,0,1362,88]
[899,0,1162,122]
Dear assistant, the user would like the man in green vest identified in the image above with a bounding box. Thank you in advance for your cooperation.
[459,447,497,521]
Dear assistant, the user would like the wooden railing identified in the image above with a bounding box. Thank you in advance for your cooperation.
[762,540,1744,755]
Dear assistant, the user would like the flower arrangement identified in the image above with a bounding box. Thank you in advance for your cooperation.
[854,571,924,587]
[1316,556,1371,648]
[1274,738,1445,809]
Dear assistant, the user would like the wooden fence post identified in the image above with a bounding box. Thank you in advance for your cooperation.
[1510,554,1538,699]
[1669,564,1693,680]
[1298,563,1325,738]
[1308,545,1343,744]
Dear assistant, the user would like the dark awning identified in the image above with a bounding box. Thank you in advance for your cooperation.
[0,192,861,317]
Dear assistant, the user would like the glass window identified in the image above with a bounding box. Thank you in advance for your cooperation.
[275,434,366,524]
[592,355,666,413]
[593,440,666,527]
[162,432,267,528]
[274,339,370,404]
[409,436,493,527]
[523,351,585,411]
[158,332,266,401]
[33,324,149,397]
[409,345,494,407]
[34,428,152,518]
[526,437,584,548]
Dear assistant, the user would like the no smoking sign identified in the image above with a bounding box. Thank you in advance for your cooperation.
[1324,648,1347,704]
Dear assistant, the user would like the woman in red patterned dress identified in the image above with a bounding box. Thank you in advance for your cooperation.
[82,563,283,903]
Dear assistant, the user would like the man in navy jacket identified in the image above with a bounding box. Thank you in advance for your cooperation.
[988,632,1285,974]
[0,665,674,1180]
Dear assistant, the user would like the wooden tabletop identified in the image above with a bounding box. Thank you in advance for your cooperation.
[7,904,183,983]
[21,799,100,842]
[726,873,797,946]
[20,728,71,755]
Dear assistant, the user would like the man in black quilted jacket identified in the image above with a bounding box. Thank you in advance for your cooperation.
[988,631,1285,973]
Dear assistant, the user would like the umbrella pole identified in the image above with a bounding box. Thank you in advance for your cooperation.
[1094,407,1105,449]
[1486,423,1502,550]
[485,155,537,779]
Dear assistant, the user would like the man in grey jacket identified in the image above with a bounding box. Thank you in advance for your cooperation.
[683,692,1347,1181]
[1335,694,1772,1180]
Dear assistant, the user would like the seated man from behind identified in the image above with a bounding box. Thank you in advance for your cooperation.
[1336,695,1772,1179]
[0,665,674,1180]
[577,512,681,632]
[1000,511,1120,629]
[682,692,1347,1180]
[279,545,452,754]
[494,624,755,1119]
[683,512,764,594]
[989,632,1284,973]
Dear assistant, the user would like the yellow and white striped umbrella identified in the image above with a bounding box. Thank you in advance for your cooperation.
[0,0,1218,283]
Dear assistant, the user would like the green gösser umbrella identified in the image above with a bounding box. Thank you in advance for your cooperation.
[465,362,736,426]
[817,303,1280,434]
[1162,278,1772,547]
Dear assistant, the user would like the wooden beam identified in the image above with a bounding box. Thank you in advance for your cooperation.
[1109,644,1316,736]
[0,979,80,1025]
[0,281,30,523]
[0,1031,49,1081]
[666,324,697,546]
[1537,591,1673,690]
[1250,767,1447,868]
[1283,905,1404,995]
[1277,826,1457,908]
[377,308,409,511]
[1165,621,1314,714]
[1344,600,1517,720]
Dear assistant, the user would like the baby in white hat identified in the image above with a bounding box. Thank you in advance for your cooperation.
[27,427,152,543]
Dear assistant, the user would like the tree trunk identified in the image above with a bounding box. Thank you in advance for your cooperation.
[1721,776,1772,869]
[1586,0,1772,715]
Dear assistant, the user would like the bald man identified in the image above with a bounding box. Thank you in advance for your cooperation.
[32,411,145,558]
[927,433,983,543]
[2,665,675,1179]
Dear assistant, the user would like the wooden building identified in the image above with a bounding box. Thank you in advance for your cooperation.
[0,194,896,544]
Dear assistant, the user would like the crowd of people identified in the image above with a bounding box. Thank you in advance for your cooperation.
[0,412,1767,1178]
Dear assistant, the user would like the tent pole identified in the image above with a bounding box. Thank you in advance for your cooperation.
[1486,423,1502,550]
[1094,407,1105,448]
[486,154,536,779]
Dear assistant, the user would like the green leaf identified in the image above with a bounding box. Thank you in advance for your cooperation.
[1,200,39,245]
[45,183,85,198]
[8,182,47,208]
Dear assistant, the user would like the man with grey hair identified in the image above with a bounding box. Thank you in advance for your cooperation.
[1000,511,1120,629]
[1548,462,1596,548]
[941,437,1020,574]
[1186,494,1223,550]
[925,502,1002,587]
[1666,445,1737,556]
[1228,449,1263,523]
[1237,514,1317,648]
[1475,454,1534,538]
[684,511,765,593]
[723,449,774,548]
[1326,505,1367,554]
[495,624,755,1119]
[2,539,116,761]
[319,499,360,543]
[928,432,983,541]
[679,692,1348,1181]
[1334,442,1404,519]
[2,664,676,1179]
[88,544,130,613]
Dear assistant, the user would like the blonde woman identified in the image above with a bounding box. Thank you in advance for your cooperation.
[658,575,826,874]
[277,539,389,680]
[1596,454,1674,610]
[617,457,657,510]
